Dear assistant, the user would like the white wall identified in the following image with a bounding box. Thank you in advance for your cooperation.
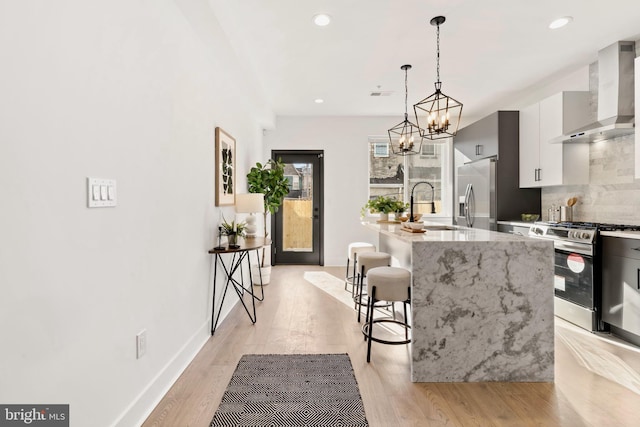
[0,1,272,426]
[263,116,406,266]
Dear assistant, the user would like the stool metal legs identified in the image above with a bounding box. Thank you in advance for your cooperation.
[344,257,351,291]
[355,265,367,323]
[345,254,360,296]
[363,286,411,363]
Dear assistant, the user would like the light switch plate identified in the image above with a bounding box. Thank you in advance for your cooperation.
[87,177,117,207]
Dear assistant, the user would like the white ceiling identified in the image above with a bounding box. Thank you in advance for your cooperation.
[208,0,640,124]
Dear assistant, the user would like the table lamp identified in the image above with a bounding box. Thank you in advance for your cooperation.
[235,193,265,238]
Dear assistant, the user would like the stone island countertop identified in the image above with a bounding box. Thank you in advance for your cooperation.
[363,221,555,383]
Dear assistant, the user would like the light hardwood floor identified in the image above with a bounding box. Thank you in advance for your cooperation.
[143,265,640,426]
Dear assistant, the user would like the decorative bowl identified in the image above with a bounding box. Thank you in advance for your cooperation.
[521,213,540,222]
[397,216,409,222]
[407,221,424,230]
[409,213,422,222]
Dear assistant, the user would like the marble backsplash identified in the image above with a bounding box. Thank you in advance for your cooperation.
[541,134,640,225]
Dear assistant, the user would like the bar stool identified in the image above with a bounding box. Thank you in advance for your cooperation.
[362,266,411,363]
[354,251,391,322]
[345,242,376,293]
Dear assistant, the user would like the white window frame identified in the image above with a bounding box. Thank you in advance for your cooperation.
[367,136,453,219]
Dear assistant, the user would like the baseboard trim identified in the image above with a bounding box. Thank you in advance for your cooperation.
[111,320,210,427]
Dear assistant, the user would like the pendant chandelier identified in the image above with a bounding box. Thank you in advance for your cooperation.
[388,64,424,156]
[413,16,463,140]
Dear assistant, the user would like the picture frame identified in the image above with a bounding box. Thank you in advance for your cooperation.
[215,127,236,206]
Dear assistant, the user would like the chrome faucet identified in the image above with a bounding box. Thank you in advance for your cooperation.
[409,181,436,222]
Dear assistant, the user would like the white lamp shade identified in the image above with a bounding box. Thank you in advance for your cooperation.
[235,193,265,213]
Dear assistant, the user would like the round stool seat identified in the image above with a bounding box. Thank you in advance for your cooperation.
[356,252,391,273]
[367,266,411,302]
[347,242,376,260]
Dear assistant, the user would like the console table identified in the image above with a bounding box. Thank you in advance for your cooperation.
[208,237,269,334]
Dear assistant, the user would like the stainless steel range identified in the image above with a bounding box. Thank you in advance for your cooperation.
[528,221,640,332]
[529,222,600,331]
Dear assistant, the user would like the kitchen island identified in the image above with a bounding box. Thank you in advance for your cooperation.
[364,221,555,382]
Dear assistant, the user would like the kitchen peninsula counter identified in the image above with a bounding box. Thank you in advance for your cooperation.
[363,221,555,383]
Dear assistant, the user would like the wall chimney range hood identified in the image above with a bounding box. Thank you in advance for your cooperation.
[552,41,635,143]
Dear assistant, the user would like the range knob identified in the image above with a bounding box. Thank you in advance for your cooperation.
[581,232,591,240]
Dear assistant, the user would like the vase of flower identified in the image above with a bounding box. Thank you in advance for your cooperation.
[220,217,246,249]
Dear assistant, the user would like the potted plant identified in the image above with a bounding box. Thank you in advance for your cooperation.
[393,201,409,219]
[246,158,290,284]
[361,196,406,221]
[220,217,246,248]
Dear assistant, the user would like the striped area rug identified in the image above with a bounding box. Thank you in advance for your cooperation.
[210,353,369,427]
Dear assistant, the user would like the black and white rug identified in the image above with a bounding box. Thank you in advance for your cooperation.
[210,353,369,427]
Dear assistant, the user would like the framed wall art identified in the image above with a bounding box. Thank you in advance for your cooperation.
[215,127,236,206]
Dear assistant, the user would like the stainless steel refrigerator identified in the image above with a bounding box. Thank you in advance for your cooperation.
[455,157,496,230]
[453,111,541,230]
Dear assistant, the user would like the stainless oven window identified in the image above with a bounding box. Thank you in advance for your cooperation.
[553,249,594,308]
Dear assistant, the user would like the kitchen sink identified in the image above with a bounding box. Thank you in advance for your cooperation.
[422,225,457,231]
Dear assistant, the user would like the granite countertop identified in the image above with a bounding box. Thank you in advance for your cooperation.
[497,220,538,227]
[600,230,640,240]
[363,221,534,243]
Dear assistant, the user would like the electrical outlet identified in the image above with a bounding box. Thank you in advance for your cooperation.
[136,330,147,359]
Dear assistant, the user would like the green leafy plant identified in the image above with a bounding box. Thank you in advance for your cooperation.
[361,196,407,217]
[220,217,247,236]
[246,158,290,266]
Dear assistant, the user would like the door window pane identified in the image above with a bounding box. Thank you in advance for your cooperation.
[282,163,313,252]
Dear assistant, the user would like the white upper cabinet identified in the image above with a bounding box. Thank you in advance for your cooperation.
[519,103,541,187]
[519,92,591,188]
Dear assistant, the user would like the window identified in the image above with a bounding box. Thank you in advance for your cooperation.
[367,137,452,217]
[372,142,389,158]
[420,143,437,158]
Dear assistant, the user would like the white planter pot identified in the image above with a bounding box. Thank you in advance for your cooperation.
[251,265,272,285]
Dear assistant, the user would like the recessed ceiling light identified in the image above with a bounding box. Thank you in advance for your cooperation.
[313,14,331,27]
[549,16,573,29]
[314,98,324,104]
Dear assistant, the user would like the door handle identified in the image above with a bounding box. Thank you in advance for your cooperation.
[637,268,640,291]
[463,183,471,220]
[467,184,475,227]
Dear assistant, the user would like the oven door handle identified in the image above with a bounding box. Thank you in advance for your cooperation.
[553,241,593,257]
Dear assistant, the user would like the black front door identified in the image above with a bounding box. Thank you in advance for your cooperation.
[271,150,323,265]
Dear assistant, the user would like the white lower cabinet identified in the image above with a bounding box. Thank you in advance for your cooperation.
[519,92,591,188]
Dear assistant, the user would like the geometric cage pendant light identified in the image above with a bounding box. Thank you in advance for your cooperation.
[388,64,424,156]
[413,16,463,141]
